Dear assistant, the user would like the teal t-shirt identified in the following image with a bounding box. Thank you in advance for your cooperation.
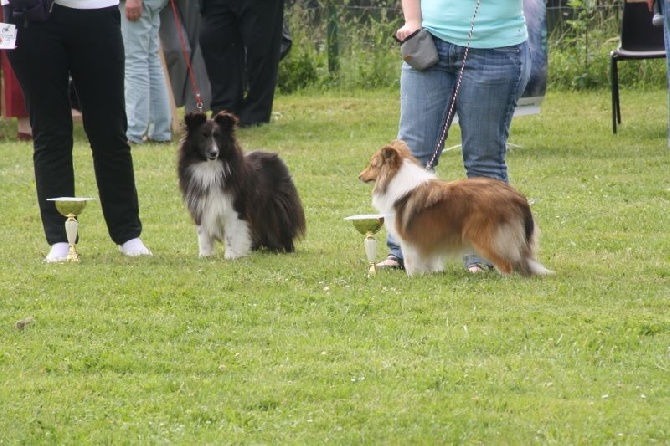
[422,0,527,48]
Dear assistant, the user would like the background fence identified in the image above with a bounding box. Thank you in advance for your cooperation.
[278,0,664,92]
[284,0,622,35]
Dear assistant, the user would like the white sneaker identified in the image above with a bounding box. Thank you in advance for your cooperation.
[119,238,153,257]
[44,242,69,263]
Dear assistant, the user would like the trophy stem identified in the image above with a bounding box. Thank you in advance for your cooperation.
[364,232,377,275]
[64,214,80,262]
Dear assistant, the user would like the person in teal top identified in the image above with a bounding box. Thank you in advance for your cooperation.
[422,0,527,47]
[377,0,532,272]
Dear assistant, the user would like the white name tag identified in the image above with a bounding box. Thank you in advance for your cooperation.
[0,22,17,50]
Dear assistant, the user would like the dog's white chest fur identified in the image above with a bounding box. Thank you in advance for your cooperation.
[372,160,435,237]
[187,161,251,259]
[186,162,231,225]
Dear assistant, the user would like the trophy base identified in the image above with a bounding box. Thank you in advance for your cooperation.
[66,245,80,262]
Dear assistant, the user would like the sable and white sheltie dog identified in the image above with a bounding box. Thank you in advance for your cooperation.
[359,140,553,276]
[178,111,306,258]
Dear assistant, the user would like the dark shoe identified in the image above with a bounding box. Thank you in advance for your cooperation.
[376,254,405,270]
[146,139,171,144]
[238,121,265,129]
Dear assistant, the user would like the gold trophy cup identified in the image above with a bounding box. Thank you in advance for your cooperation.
[47,197,93,262]
[345,214,385,275]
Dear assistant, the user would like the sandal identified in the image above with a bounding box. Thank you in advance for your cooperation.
[376,254,405,270]
[467,262,494,273]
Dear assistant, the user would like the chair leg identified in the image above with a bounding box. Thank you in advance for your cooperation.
[613,57,621,132]
[614,61,621,125]
[611,55,620,134]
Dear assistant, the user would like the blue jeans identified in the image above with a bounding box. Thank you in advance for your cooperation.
[121,0,172,143]
[386,38,531,268]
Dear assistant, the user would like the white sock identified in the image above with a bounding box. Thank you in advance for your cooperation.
[119,238,153,257]
[44,242,69,263]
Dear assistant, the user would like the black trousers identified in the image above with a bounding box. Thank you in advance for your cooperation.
[199,0,284,126]
[6,5,143,246]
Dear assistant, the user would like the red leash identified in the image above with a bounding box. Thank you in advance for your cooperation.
[168,0,203,111]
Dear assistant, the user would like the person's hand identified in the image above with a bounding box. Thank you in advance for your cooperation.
[629,0,655,10]
[125,0,143,21]
[395,21,421,42]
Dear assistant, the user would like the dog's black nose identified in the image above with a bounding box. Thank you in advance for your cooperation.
[207,148,219,160]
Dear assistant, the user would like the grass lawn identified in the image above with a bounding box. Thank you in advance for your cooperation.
[0,89,668,444]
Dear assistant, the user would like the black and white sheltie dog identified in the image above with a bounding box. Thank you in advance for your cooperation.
[359,140,553,276]
[178,111,306,258]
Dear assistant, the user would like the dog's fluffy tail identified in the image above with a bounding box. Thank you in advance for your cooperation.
[248,151,306,252]
[527,258,555,275]
[523,210,554,276]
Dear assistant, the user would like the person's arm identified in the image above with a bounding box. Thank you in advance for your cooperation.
[396,0,422,41]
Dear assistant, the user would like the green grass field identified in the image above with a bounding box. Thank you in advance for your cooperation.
[0,90,668,444]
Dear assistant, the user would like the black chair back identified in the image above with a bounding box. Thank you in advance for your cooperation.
[620,1,665,52]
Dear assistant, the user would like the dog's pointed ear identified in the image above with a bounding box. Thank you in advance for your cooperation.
[185,112,207,132]
[380,145,399,162]
[214,111,239,131]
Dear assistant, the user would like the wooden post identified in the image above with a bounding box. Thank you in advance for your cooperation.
[326,0,339,74]
[159,41,181,135]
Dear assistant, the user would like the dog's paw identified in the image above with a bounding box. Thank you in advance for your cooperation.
[199,250,214,257]
[224,251,248,260]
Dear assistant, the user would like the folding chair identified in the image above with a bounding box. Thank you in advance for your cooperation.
[610,1,666,133]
